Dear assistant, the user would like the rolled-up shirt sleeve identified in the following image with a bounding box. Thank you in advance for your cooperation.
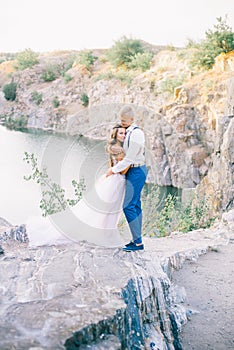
[112,130,145,173]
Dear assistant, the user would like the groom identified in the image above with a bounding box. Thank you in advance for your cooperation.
[106,106,147,251]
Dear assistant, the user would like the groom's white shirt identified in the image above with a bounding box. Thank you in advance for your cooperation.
[111,123,145,174]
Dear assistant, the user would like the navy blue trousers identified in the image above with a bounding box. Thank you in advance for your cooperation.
[123,165,147,242]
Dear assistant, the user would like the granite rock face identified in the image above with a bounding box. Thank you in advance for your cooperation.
[0,211,233,350]
[65,103,211,189]
[1,50,234,212]
[196,112,234,213]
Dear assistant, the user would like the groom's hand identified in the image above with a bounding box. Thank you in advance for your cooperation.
[106,167,114,177]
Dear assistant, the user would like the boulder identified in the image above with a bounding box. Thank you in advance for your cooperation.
[0,212,233,349]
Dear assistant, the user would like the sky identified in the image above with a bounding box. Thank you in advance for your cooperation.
[1,0,234,53]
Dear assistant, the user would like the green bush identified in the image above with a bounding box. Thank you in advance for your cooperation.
[175,194,215,232]
[155,194,178,236]
[127,52,154,71]
[188,16,234,69]
[76,50,97,70]
[94,71,115,81]
[166,44,176,51]
[53,96,60,108]
[107,36,145,67]
[142,188,216,237]
[94,69,137,85]
[31,91,43,105]
[15,48,39,70]
[63,73,73,83]
[3,114,28,130]
[80,93,89,107]
[3,81,17,101]
[114,69,136,84]
[42,57,75,82]
[142,185,161,236]
[0,53,16,64]
[41,65,58,82]
[159,75,185,94]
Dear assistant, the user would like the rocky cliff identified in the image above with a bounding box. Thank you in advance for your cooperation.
[0,48,234,212]
[0,210,233,349]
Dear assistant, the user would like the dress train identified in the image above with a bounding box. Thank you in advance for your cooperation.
[26,173,126,248]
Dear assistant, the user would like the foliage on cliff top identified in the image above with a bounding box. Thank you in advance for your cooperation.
[15,48,39,70]
[107,36,144,67]
[75,50,97,70]
[106,36,154,71]
[187,15,234,69]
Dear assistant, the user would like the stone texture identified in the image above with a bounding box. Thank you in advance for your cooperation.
[0,223,28,243]
[225,76,234,116]
[0,211,233,349]
[1,49,234,212]
[196,116,234,213]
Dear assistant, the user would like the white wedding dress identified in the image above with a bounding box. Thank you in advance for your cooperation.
[26,173,126,248]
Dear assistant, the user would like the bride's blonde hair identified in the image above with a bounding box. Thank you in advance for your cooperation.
[106,124,124,147]
[106,124,125,165]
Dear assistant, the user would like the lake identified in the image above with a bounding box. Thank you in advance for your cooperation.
[0,125,181,227]
[0,126,108,225]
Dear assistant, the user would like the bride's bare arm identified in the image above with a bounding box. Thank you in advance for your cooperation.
[106,167,114,177]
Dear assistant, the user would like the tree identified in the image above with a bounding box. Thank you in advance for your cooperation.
[205,15,234,53]
[127,52,154,72]
[189,15,234,69]
[76,50,97,70]
[15,48,39,70]
[3,81,17,101]
[107,36,145,67]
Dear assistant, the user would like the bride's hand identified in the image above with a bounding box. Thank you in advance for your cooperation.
[106,168,114,177]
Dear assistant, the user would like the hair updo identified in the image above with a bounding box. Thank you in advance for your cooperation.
[108,124,124,146]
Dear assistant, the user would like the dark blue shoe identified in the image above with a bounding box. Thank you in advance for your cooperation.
[122,243,144,252]
[125,241,134,247]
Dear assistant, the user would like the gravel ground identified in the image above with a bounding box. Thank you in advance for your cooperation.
[172,243,234,350]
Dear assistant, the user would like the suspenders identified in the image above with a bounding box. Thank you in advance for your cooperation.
[126,126,145,157]
[127,126,139,147]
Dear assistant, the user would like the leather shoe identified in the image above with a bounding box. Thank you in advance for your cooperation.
[122,243,144,252]
[125,241,134,247]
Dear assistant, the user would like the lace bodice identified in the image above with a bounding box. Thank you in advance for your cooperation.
[105,143,125,167]
[107,148,124,167]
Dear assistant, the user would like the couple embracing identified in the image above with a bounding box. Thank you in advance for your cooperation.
[105,105,147,252]
[26,105,147,250]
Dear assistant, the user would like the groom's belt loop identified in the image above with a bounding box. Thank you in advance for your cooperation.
[131,163,145,167]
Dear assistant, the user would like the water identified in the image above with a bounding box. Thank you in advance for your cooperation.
[0,125,181,227]
[0,126,107,225]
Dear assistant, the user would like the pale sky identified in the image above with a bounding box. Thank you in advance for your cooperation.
[1,0,233,53]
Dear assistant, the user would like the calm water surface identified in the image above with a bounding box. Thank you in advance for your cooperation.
[0,126,106,224]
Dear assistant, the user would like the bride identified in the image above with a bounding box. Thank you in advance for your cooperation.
[26,125,127,248]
